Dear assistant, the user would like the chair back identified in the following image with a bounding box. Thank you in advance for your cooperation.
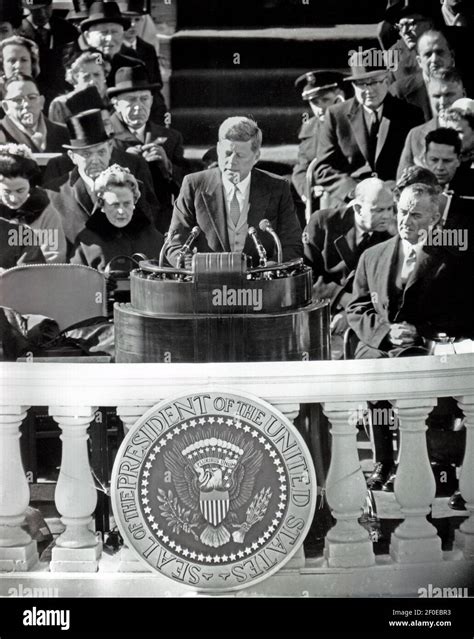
[0,264,107,331]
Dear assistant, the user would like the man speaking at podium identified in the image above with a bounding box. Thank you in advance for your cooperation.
[166,116,303,267]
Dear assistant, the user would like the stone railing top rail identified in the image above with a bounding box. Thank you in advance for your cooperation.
[1,354,474,406]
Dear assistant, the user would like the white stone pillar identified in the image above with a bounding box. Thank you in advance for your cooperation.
[273,402,306,569]
[49,406,101,572]
[322,401,375,568]
[454,396,474,559]
[116,404,154,573]
[390,398,442,563]
[0,405,38,571]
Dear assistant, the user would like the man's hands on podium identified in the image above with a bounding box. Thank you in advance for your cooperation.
[389,321,418,347]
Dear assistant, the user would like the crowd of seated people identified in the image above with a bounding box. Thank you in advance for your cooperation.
[0,0,473,510]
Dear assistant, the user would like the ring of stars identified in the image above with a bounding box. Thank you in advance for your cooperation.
[137,414,289,564]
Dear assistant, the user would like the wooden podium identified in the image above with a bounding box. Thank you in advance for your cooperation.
[114,252,330,363]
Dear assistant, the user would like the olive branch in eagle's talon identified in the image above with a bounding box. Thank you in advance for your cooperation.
[156,488,200,540]
[232,486,273,543]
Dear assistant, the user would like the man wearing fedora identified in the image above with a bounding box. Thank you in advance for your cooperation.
[291,70,345,205]
[0,74,70,152]
[76,1,167,124]
[45,108,162,248]
[109,65,184,231]
[314,49,424,207]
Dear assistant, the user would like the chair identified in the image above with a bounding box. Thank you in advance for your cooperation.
[0,263,107,331]
[0,264,113,533]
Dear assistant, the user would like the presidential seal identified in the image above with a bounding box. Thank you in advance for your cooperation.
[111,390,316,591]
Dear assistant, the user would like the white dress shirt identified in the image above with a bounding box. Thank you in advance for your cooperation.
[395,238,424,288]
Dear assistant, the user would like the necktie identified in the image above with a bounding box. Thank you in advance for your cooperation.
[368,110,379,165]
[357,231,371,255]
[37,27,50,48]
[229,186,241,226]
[401,247,417,286]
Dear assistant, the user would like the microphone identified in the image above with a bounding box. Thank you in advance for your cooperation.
[177,226,200,268]
[259,219,282,264]
[248,226,267,267]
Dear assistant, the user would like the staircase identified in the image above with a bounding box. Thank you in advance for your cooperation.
[169,1,384,148]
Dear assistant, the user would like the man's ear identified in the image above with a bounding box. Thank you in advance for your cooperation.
[353,202,361,215]
[253,148,261,165]
[67,150,77,165]
[39,95,45,111]
[0,100,9,114]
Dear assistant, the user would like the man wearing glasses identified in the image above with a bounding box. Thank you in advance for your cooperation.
[0,74,69,152]
[313,49,424,207]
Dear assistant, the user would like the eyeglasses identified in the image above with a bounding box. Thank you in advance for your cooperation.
[5,94,40,106]
[396,19,424,31]
[353,79,386,89]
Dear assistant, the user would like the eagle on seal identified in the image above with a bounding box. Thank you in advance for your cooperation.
[163,433,263,548]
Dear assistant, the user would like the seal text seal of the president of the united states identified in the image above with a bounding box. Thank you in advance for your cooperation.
[111,390,316,591]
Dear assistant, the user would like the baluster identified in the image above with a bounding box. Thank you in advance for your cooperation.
[116,404,155,572]
[49,406,101,572]
[0,405,38,571]
[274,402,305,569]
[454,396,474,558]
[322,401,375,567]
[390,398,442,563]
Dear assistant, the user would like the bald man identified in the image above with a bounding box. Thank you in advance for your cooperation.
[303,177,395,335]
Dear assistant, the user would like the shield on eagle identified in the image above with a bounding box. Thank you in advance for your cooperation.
[199,490,230,526]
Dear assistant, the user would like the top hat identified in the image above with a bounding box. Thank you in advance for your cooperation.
[0,4,24,28]
[121,0,148,17]
[63,108,111,149]
[385,0,435,23]
[107,64,160,97]
[66,86,106,115]
[295,70,345,101]
[80,1,130,32]
[345,49,390,81]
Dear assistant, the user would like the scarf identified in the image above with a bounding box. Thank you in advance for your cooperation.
[0,113,48,152]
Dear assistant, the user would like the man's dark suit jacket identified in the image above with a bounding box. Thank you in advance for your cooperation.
[390,73,432,122]
[303,205,392,308]
[314,94,424,205]
[0,116,70,153]
[126,37,162,87]
[346,235,474,358]
[166,167,303,267]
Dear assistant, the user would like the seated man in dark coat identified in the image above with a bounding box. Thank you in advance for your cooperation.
[0,74,69,152]
[303,177,395,340]
[122,0,163,89]
[109,65,184,232]
[314,49,424,208]
[166,116,302,268]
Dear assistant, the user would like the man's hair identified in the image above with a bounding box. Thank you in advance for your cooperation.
[427,66,463,86]
[399,182,440,211]
[218,116,262,152]
[94,164,141,204]
[0,149,41,187]
[354,177,391,202]
[394,165,440,200]
[65,50,110,86]
[0,35,41,78]
[3,73,40,95]
[425,127,462,155]
[416,29,451,54]
[442,107,474,131]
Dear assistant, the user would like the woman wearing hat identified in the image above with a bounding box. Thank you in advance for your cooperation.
[0,143,66,262]
[70,163,163,271]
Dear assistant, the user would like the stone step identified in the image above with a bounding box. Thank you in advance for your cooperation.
[171,26,378,70]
